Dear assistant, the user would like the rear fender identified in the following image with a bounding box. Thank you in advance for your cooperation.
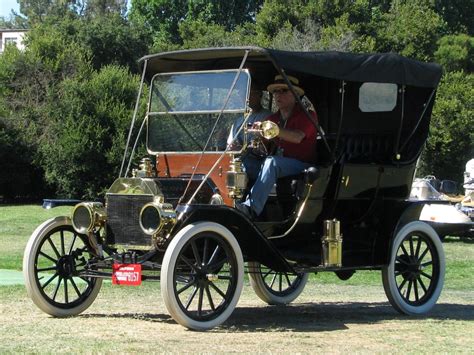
[174,205,293,272]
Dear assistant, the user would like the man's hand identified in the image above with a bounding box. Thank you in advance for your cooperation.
[250,120,279,140]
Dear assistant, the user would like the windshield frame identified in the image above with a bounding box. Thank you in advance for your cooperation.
[145,69,251,155]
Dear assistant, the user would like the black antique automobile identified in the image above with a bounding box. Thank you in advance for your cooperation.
[23,47,444,330]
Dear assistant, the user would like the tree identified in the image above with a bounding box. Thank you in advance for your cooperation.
[435,34,474,72]
[376,0,447,61]
[433,0,474,35]
[39,65,142,198]
[130,0,263,48]
[419,71,474,182]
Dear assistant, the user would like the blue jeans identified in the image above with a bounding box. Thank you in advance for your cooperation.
[242,156,311,215]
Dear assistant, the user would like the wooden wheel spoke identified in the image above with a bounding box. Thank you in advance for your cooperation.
[420,271,432,280]
[413,279,419,302]
[64,277,69,303]
[202,239,209,265]
[38,250,59,264]
[284,273,293,288]
[400,243,410,257]
[191,241,202,266]
[418,276,428,293]
[52,276,62,301]
[207,245,221,265]
[419,246,430,262]
[69,277,82,298]
[278,273,283,292]
[46,237,61,259]
[205,285,215,311]
[262,269,273,280]
[409,237,415,257]
[207,258,226,273]
[41,272,59,289]
[176,279,196,294]
[37,266,57,272]
[209,281,226,299]
[269,273,277,288]
[406,280,413,300]
[414,237,422,258]
[397,277,408,293]
[68,233,78,255]
[421,260,433,268]
[197,287,204,315]
[60,230,66,255]
[184,286,199,310]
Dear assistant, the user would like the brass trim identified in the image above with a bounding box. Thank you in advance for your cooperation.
[71,202,106,234]
[139,201,177,236]
[268,183,313,239]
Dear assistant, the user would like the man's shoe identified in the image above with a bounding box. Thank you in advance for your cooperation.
[235,202,254,220]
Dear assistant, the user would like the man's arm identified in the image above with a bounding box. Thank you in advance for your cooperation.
[277,128,305,143]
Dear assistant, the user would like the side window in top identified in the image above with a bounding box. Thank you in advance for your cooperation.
[359,83,397,112]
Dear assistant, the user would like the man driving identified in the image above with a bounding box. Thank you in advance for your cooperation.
[236,75,318,218]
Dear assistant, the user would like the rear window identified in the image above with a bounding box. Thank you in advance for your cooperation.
[359,83,397,112]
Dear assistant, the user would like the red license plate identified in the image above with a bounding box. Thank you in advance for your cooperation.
[112,263,142,286]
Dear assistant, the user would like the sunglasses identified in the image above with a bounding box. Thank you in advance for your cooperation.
[273,88,290,95]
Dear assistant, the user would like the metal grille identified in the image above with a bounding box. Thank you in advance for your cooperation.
[106,194,154,248]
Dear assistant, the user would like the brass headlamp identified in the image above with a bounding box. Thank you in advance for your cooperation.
[71,202,106,234]
[139,201,176,236]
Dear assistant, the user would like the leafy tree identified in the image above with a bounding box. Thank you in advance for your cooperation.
[419,71,474,182]
[39,65,141,198]
[435,34,474,72]
[130,0,263,48]
[433,0,474,35]
[376,0,447,61]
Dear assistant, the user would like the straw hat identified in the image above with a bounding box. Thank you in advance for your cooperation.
[267,75,304,96]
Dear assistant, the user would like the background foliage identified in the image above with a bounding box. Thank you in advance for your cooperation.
[0,0,473,199]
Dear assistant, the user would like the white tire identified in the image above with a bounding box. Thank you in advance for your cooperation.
[382,221,445,315]
[23,217,102,317]
[161,222,244,330]
[248,262,308,305]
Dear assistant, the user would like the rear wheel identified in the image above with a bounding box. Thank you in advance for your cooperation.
[248,262,308,305]
[161,222,244,330]
[382,221,445,315]
[23,217,102,317]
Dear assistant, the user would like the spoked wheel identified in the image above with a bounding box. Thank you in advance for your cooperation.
[161,222,244,330]
[23,217,102,317]
[248,262,308,305]
[382,221,445,315]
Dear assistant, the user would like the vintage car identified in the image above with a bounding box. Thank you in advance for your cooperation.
[409,177,473,239]
[24,47,445,330]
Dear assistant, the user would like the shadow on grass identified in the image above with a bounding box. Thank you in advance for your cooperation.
[81,301,474,332]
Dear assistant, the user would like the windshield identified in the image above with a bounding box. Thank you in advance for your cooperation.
[147,70,250,153]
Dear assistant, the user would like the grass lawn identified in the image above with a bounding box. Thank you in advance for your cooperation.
[0,205,472,352]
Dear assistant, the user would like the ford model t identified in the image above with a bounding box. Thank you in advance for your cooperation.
[24,47,444,330]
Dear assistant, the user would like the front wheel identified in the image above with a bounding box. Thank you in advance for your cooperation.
[161,222,244,330]
[382,221,445,315]
[23,217,102,317]
[248,262,308,305]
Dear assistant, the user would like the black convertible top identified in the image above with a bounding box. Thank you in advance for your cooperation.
[139,46,442,88]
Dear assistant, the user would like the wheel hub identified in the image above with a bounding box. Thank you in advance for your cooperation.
[57,255,76,278]
[399,255,422,281]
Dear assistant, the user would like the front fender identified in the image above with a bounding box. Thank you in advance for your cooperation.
[173,205,293,272]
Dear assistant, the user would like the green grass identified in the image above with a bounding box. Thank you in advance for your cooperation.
[0,205,473,291]
[0,205,72,270]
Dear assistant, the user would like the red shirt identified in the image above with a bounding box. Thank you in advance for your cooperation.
[268,104,318,163]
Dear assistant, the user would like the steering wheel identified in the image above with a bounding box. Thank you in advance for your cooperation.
[245,121,280,158]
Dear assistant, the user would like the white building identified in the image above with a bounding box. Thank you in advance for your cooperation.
[0,29,27,53]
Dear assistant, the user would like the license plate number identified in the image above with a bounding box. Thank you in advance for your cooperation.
[112,263,142,286]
